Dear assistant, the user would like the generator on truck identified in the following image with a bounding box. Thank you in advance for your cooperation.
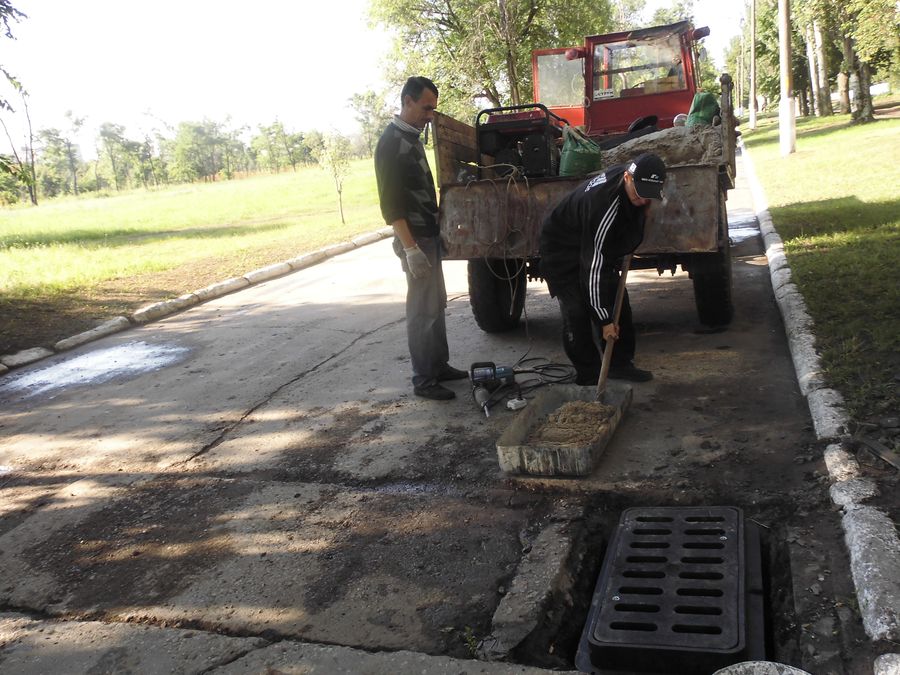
[432,21,738,332]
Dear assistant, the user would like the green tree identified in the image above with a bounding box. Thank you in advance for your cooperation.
[370,0,618,120]
[0,1,26,113]
[838,0,898,122]
[651,0,694,25]
[167,120,229,182]
[98,122,129,191]
[315,133,352,224]
[0,82,36,204]
[62,111,84,194]
[350,90,393,156]
[36,128,70,197]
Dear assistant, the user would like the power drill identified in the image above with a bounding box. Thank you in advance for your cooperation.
[469,362,515,417]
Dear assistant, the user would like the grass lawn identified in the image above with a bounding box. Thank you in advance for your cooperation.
[742,111,900,423]
[0,157,388,353]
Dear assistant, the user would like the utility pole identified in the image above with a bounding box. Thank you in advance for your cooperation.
[749,0,758,129]
[778,0,795,155]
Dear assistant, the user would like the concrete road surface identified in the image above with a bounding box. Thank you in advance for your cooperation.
[0,167,877,673]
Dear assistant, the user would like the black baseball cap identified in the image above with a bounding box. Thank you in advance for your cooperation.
[627,153,667,200]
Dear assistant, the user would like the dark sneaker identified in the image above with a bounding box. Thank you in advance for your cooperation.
[437,365,469,381]
[414,382,456,400]
[607,364,653,382]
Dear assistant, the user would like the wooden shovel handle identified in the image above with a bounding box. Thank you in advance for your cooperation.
[597,254,633,400]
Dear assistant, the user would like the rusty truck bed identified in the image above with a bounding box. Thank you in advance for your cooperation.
[438,164,724,260]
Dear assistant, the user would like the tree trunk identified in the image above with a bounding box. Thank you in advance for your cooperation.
[838,36,853,113]
[805,25,819,116]
[65,140,79,195]
[813,20,834,116]
[853,61,875,123]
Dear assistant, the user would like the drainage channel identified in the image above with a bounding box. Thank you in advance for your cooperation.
[507,501,818,674]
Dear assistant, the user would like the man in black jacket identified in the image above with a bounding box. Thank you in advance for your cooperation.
[540,153,666,385]
[374,76,467,400]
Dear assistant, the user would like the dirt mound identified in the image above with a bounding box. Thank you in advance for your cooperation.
[602,125,724,168]
[527,400,616,446]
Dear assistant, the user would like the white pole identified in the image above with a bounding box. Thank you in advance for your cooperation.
[778,0,796,155]
[749,0,758,129]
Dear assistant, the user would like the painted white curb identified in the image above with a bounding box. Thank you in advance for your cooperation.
[741,141,900,644]
[0,229,394,373]
[54,316,132,352]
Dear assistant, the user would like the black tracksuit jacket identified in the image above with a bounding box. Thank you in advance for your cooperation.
[539,165,646,325]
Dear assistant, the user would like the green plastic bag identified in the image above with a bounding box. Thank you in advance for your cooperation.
[686,92,721,126]
[558,126,602,177]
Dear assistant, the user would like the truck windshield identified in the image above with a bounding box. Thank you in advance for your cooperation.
[592,34,686,100]
[535,52,584,107]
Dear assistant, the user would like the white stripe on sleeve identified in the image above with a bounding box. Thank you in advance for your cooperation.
[588,197,620,321]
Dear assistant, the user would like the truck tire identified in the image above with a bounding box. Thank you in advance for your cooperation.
[691,247,734,326]
[467,259,527,332]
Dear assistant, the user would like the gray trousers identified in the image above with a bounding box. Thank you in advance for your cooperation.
[393,236,450,387]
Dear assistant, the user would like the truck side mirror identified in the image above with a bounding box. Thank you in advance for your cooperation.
[691,26,710,41]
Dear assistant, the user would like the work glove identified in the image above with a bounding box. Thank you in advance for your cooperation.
[404,245,432,279]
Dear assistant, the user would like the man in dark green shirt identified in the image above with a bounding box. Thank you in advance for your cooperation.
[374,76,467,400]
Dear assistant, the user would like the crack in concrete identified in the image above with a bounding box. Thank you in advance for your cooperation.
[177,318,405,465]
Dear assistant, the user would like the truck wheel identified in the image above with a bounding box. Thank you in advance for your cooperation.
[691,247,734,326]
[467,259,527,332]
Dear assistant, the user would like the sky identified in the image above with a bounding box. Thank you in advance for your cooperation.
[2,0,743,153]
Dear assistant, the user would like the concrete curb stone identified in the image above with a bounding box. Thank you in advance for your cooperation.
[243,261,293,284]
[0,229,394,375]
[823,443,860,482]
[875,653,900,675]
[842,506,900,641]
[741,142,900,645]
[477,501,583,662]
[194,276,251,301]
[829,477,879,508]
[286,251,328,270]
[132,292,200,324]
[0,347,54,368]
[54,316,132,352]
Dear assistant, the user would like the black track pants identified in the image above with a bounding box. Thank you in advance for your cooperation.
[554,275,635,385]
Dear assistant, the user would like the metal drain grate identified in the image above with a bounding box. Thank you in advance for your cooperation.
[577,506,764,673]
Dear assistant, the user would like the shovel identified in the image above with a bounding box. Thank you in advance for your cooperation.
[597,254,633,402]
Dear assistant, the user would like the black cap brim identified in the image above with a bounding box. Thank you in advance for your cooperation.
[634,179,664,200]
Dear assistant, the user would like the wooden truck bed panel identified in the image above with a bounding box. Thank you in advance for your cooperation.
[438,165,721,260]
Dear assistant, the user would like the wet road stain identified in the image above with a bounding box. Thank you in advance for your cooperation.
[728,209,760,244]
[0,341,189,399]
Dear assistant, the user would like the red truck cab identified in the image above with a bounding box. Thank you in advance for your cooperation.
[532,21,708,139]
